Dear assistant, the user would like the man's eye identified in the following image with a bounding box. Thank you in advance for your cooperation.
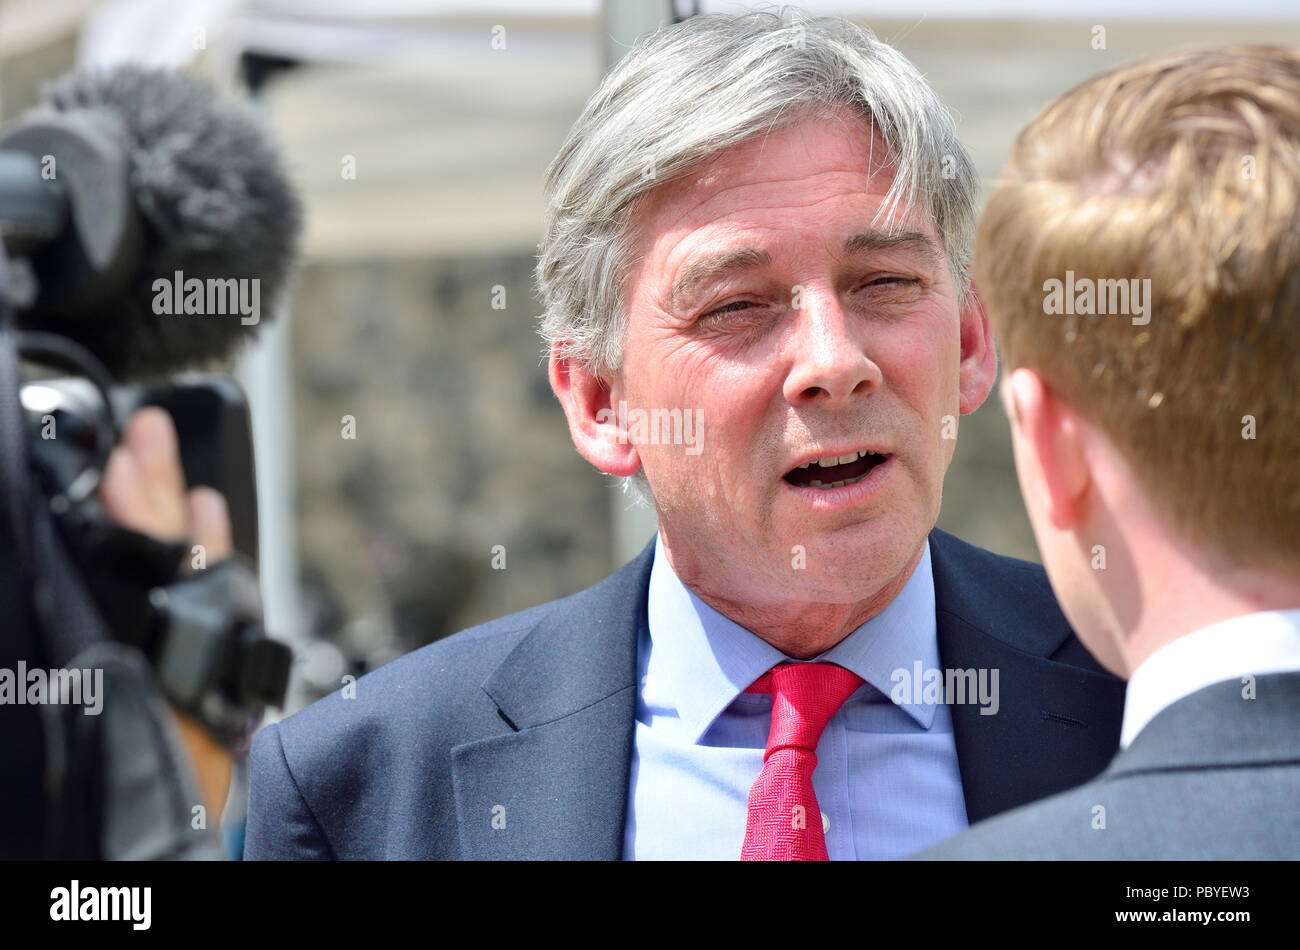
[703,300,754,317]
[702,278,918,319]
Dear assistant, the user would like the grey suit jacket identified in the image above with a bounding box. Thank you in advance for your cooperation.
[917,670,1300,859]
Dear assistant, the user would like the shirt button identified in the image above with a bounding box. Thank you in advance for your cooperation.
[821,812,830,834]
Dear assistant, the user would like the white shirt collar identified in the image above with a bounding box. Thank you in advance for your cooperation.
[1121,608,1300,748]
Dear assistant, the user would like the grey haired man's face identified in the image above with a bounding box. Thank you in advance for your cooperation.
[596,109,995,617]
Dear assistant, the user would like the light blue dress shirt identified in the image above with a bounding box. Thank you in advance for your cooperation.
[623,533,969,860]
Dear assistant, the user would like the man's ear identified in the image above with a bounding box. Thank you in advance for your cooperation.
[1004,367,1090,531]
[957,281,999,414]
[548,343,642,477]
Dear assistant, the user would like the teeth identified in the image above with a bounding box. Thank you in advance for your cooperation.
[812,449,870,467]
[793,449,884,476]
[805,470,873,491]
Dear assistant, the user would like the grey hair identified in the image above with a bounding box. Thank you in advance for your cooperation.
[537,9,980,506]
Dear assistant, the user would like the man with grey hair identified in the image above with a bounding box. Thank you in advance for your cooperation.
[245,11,1124,861]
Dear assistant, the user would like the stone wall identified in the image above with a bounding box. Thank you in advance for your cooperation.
[289,254,616,670]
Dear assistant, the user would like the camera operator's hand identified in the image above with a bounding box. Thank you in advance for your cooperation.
[98,407,233,560]
[97,406,236,823]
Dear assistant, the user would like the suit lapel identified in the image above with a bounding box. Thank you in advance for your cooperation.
[450,541,653,859]
[929,529,1126,823]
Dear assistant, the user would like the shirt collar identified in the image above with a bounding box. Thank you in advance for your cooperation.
[1121,608,1300,748]
[645,533,940,743]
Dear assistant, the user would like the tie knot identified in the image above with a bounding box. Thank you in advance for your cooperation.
[745,662,864,759]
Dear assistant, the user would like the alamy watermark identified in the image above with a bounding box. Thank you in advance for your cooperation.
[50,880,150,930]
[0,662,102,715]
[595,400,703,455]
[1043,271,1151,326]
[152,270,261,325]
[890,662,1000,715]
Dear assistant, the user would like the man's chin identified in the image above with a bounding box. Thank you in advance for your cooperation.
[773,519,926,595]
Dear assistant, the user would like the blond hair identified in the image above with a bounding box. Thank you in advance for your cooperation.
[977,45,1300,568]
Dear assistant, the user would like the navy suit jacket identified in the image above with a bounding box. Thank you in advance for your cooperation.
[244,529,1125,859]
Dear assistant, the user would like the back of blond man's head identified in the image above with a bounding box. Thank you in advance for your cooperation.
[977,45,1300,571]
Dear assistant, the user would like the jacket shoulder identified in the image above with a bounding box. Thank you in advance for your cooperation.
[914,778,1111,859]
[245,608,540,858]
[246,547,653,858]
[269,582,610,766]
[916,760,1300,860]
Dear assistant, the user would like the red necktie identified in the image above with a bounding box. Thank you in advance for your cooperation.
[740,662,865,861]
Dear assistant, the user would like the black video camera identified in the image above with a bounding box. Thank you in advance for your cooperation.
[0,66,297,755]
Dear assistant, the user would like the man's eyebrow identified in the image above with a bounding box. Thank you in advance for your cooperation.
[666,246,771,310]
[843,230,944,269]
[664,232,944,311]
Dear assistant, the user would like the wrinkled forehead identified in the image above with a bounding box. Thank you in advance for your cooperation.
[643,109,895,217]
[626,109,933,262]
[622,113,943,308]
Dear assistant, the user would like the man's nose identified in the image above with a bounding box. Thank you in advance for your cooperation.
[782,287,882,406]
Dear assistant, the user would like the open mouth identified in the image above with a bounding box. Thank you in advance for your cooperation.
[783,449,890,489]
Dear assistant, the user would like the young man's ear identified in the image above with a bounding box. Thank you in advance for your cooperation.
[1003,367,1090,531]
[548,344,642,477]
[958,282,999,415]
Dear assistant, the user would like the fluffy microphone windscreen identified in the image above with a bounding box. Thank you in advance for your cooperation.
[33,65,303,380]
